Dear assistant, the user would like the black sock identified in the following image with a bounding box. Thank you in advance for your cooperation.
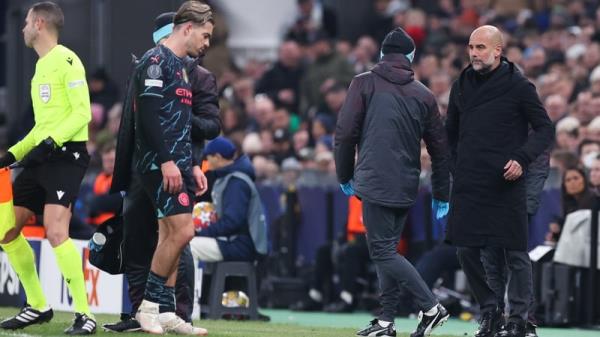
[159,286,176,313]
[144,271,167,304]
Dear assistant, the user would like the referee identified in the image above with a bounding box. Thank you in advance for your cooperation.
[0,2,95,335]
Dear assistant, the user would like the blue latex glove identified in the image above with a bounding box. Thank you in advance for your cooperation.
[432,199,449,220]
[340,180,355,196]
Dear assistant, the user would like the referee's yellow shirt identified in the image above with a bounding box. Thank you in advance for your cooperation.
[9,44,91,161]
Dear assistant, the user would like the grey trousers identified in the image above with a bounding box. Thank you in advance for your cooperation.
[458,246,532,322]
[362,201,437,322]
[480,247,533,322]
[457,247,498,314]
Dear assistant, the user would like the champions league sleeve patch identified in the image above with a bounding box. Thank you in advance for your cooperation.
[147,64,162,79]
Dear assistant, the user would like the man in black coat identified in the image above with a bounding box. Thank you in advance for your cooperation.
[480,136,551,337]
[445,26,554,337]
[335,27,450,337]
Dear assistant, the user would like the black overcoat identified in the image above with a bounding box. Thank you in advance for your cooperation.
[445,58,554,250]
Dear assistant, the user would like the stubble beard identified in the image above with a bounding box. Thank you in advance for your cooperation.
[472,53,496,74]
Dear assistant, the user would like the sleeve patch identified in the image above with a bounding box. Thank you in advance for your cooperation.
[68,80,85,88]
[145,79,163,87]
[147,64,162,79]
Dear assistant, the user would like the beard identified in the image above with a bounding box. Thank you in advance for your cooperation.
[24,31,35,48]
[471,53,496,74]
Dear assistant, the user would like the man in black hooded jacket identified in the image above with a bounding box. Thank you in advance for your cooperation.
[335,27,450,337]
[445,25,554,337]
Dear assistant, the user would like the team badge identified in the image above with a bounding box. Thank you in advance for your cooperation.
[147,64,162,79]
[39,84,51,103]
[178,193,190,206]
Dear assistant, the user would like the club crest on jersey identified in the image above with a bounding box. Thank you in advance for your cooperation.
[147,64,162,79]
[39,84,51,103]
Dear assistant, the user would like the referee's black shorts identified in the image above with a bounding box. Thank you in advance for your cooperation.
[13,142,90,215]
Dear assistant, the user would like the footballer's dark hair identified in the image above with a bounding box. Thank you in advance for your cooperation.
[173,1,213,27]
[30,2,64,33]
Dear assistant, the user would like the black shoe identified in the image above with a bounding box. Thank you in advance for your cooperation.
[0,305,54,330]
[475,308,503,337]
[64,313,96,335]
[290,298,323,311]
[102,315,141,332]
[356,319,396,337]
[524,321,537,337]
[502,320,525,337]
[324,300,354,313]
[410,304,449,337]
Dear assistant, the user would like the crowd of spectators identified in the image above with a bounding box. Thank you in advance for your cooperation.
[2,0,600,249]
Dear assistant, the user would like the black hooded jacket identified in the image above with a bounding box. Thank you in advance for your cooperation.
[335,54,450,208]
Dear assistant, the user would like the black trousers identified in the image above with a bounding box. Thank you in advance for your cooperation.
[456,247,498,315]
[123,175,195,322]
[458,245,532,322]
[480,247,533,322]
[362,201,437,322]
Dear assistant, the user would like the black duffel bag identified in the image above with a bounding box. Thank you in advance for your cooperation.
[88,216,124,275]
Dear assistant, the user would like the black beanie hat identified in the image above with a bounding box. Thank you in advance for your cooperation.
[381,27,415,55]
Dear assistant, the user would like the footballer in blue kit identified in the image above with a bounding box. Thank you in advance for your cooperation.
[134,43,195,217]
[131,1,215,335]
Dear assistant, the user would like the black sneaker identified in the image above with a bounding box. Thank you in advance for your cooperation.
[356,319,396,337]
[501,320,525,337]
[64,313,96,335]
[476,308,503,337]
[524,321,538,337]
[102,314,141,333]
[410,304,449,337]
[0,305,54,329]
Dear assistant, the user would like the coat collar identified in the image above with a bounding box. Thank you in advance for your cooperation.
[457,56,520,111]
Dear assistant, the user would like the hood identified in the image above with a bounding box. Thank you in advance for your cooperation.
[371,54,414,85]
[183,56,202,72]
[214,154,256,180]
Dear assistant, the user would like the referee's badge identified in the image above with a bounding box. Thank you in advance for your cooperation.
[39,84,51,103]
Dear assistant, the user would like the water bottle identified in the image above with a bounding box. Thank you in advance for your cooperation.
[89,232,106,252]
